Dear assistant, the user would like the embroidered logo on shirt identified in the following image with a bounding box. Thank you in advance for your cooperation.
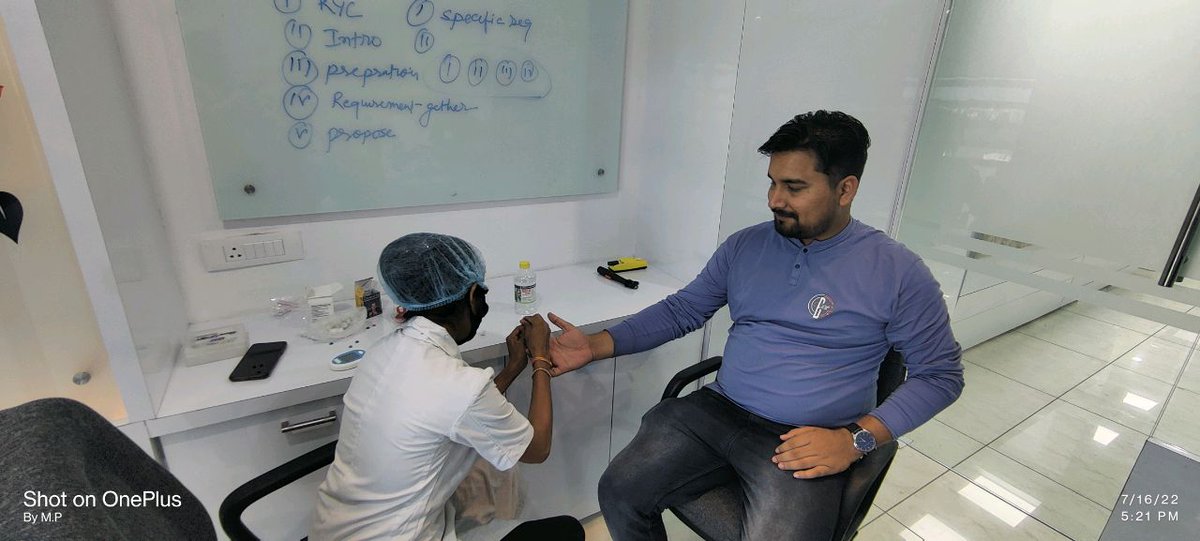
[808,294,835,320]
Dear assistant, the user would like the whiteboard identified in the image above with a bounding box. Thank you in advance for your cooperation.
[174,0,627,219]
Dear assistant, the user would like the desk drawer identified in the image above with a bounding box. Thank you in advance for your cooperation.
[159,395,343,540]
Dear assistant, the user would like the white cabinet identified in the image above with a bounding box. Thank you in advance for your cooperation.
[501,357,617,521]
[611,334,706,459]
[159,396,344,540]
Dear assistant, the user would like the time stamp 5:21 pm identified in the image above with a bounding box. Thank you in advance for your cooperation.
[1117,493,1181,522]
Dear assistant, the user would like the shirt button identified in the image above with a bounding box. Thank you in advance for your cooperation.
[794,264,800,269]
[803,248,808,253]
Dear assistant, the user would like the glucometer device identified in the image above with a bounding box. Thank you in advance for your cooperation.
[330,349,365,371]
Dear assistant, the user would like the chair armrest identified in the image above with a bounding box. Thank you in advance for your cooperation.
[218,440,338,541]
[661,356,723,401]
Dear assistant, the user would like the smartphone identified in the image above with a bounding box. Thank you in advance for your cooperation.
[229,341,288,382]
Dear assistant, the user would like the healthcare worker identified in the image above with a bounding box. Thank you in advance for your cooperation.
[311,233,583,540]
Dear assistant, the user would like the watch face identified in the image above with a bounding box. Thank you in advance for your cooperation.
[854,430,876,452]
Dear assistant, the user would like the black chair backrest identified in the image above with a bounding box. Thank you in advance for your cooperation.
[0,398,216,540]
[219,440,338,540]
[876,348,906,406]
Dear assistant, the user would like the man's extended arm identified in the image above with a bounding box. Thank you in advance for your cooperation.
[548,236,737,374]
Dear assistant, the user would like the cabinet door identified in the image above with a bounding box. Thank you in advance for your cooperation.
[159,396,343,540]
[502,357,616,520]
[611,333,705,459]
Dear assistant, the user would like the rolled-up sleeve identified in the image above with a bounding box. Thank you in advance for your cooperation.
[449,383,534,471]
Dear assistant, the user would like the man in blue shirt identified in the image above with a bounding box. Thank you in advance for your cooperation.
[548,111,964,540]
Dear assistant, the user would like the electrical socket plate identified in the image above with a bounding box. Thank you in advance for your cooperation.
[200,230,304,271]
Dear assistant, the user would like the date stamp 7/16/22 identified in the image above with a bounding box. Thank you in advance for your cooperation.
[1117,493,1181,523]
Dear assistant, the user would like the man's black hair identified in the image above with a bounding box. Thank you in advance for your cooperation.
[758,110,871,185]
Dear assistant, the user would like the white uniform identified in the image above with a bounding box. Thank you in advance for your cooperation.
[311,316,534,540]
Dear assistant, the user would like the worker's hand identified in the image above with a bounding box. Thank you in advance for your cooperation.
[504,324,528,373]
[547,312,592,376]
[521,314,551,359]
[772,426,862,479]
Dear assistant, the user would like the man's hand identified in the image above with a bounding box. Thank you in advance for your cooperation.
[772,426,862,479]
[503,324,528,374]
[547,313,593,376]
[521,314,551,359]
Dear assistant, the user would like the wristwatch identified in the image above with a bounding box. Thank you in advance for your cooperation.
[843,423,877,454]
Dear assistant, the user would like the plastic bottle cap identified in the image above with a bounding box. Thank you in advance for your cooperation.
[519,261,530,269]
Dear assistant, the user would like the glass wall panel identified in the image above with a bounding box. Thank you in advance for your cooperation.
[896,1,1200,537]
[0,17,125,420]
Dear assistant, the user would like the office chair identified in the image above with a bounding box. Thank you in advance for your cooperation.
[0,398,216,540]
[218,440,336,540]
[660,349,906,541]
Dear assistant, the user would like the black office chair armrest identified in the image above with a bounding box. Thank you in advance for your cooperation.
[218,440,338,541]
[661,356,723,401]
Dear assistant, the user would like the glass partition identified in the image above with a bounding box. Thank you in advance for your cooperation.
[895,1,1200,538]
[0,17,125,420]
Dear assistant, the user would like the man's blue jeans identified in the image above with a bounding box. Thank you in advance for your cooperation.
[598,388,847,541]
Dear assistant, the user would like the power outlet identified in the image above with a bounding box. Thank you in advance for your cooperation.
[200,230,304,271]
[224,245,245,262]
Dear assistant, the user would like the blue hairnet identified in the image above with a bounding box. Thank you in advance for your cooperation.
[377,233,487,311]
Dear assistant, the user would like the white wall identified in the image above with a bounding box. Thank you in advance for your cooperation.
[105,0,649,323]
[97,0,745,325]
[2,0,161,423]
[719,0,948,239]
[705,0,950,358]
[620,0,744,285]
[36,0,187,421]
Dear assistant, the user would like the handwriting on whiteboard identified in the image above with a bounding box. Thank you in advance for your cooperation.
[270,0,550,153]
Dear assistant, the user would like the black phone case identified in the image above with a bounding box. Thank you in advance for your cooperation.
[229,341,288,382]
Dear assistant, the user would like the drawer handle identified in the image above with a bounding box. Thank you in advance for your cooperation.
[281,410,338,434]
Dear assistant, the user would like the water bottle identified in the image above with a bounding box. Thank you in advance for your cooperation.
[514,260,537,315]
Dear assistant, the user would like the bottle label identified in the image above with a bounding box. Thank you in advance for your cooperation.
[514,284,536,304]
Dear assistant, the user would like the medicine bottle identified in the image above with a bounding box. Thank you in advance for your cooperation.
[514,261,537,315]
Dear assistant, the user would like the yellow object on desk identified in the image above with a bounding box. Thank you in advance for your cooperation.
[606,257,648,273]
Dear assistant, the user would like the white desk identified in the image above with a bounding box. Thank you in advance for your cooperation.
[148,264,685,437]
[150,264,703,539]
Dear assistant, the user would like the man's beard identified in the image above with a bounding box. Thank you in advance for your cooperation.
[773,210,837,240]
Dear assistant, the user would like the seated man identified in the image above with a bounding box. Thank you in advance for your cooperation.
[547,111,964,540]
[311,233,583,541]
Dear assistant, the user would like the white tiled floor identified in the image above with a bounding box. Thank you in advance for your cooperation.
[578,295,1200,540]
[874,297,1199,541]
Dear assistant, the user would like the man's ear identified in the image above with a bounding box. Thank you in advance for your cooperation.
[466,283,482,314]
[837,175,859,206]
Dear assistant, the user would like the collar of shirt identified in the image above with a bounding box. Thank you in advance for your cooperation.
[790,218,863,254]
[400,316,462,359]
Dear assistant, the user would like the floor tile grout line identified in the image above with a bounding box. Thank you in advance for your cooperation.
[947,327,1155,511]
[1062,304,1167,336]
[877,509,925,540]
[871,447,948,515]
[1013,328,1132,366]
[960,357,1058,399]
[956,373,1128,513]
[882,438,1090,541]
[886,468,1087,541]
[900,305,1186,539]
[1004,329,1152,402]
[982,443,1117,512]
[1041,333,1166,436]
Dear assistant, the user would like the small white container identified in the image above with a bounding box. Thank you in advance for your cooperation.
[182,323,248,366]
